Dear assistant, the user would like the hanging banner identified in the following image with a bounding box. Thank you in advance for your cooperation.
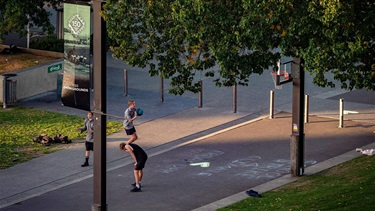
[62,3,91,111]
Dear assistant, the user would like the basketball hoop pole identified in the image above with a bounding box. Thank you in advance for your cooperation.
[290,57,305,177]
[271,58,304,176]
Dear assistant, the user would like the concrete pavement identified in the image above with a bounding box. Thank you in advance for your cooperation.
[0,53,374,210]
[0,112,374,211]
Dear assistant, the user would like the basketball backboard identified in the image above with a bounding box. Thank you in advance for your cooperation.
[271,60,293,89]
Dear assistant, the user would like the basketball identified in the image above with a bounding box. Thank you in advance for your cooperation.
[137,108,144,116]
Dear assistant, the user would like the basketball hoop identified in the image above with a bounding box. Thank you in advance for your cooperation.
[271,60,292,89]
[271,70,288,89]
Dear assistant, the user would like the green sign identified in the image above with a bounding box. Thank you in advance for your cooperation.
[48,63,62,73]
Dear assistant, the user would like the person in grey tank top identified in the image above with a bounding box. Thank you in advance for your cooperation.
[123,100,138,144]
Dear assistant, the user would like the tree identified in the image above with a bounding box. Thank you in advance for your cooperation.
[241,0,375,90]
[0,0,62,43]
[103,0,278,95]
[102,0,375,95]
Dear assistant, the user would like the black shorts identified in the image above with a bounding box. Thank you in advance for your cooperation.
[125,127,136,135]
[135,157,147,170]
[85,141,94,151]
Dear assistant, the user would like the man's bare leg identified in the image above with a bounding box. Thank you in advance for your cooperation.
[127,132,138,144]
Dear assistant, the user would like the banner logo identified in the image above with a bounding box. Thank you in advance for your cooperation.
[68,14,85,35]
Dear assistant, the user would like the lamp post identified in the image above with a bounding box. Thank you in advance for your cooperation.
[92,0,107,210]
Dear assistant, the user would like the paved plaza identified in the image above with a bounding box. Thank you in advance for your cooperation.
[0,52,374,211]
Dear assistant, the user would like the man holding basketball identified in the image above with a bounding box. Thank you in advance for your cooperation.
[123,100,138,144]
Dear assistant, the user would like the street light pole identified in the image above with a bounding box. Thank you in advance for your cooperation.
[92,0,107,210]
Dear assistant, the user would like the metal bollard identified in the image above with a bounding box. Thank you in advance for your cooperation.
[160,76,164,102]
[304,94,309,123]
[339,98,344,128]
[123,68,128,96]
[232,84,237,113]
[2,77,6,109]
[269,90,274,119]
[198,80,202,108]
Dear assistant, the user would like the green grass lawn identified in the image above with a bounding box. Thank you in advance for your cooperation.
[0,107,123,169]
[219,155,375,211]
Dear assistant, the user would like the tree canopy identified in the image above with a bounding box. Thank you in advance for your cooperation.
[102,0,375,95]
[0,0,61,43]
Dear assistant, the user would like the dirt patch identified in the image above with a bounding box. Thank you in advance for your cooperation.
[0,47,57,75]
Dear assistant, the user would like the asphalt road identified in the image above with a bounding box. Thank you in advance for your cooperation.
[1,113,374,211]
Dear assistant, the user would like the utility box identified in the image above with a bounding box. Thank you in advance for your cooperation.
[2,73,17,108]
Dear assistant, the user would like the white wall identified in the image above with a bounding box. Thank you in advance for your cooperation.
[1,58,63,104]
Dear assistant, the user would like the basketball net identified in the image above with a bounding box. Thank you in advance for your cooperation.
[271,60,289,89]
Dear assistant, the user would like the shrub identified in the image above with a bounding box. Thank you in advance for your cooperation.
[30,35,64,53]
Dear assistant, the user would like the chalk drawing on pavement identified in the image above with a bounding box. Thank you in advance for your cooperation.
[151,148,316,180]
[152,149,224,174]
[190,162,210,168]
[153,164,187,174]
[184,150,224,164]
[196,157,317,180]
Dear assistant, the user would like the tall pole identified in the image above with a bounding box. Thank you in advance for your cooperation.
[198,80,202,108]
[269,90,274,119]
[160,76,164,102]
[304,94,309,124]
[92,0,107,210]
[290,57,305,177]
[339,98,344,128]
[232,84,237,113]
[26,15,30,49]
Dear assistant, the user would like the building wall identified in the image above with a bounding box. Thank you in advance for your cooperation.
[0,46,63,104]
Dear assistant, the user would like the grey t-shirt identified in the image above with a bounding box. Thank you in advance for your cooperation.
[123,107,136,129]
[81,118,94,142]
